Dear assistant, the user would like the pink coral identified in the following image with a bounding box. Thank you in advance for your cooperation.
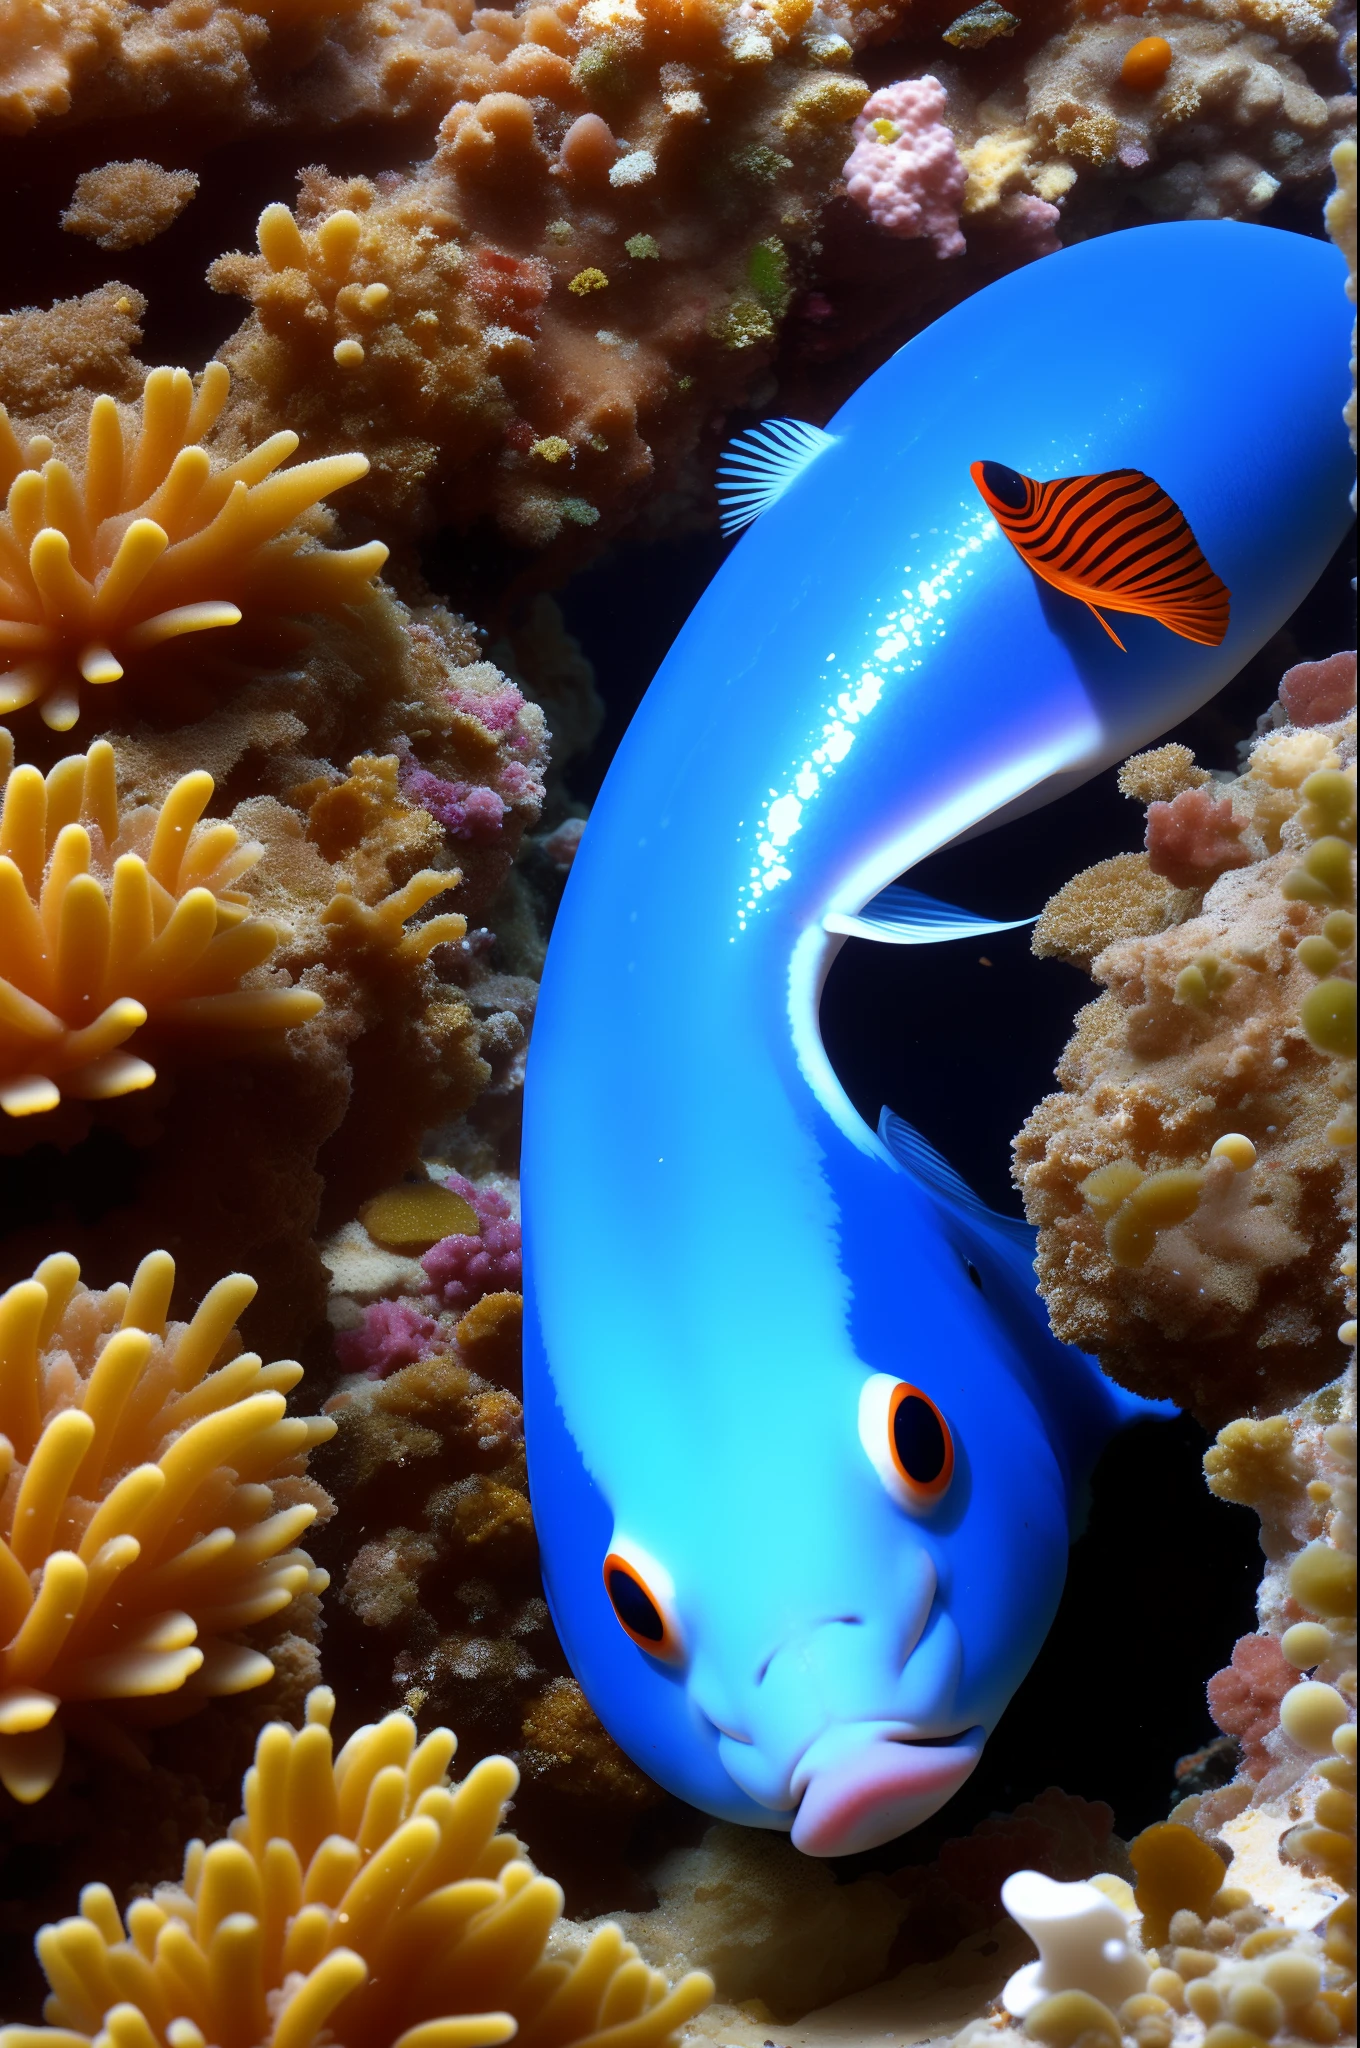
[1145,785,1251,888]
[422,1173,523,1309]
[842,77,966,258]
[1006,193,1063,260]
[450,679,527,733]
[1279,651,1357,726]
[337,1299,442,1377]
[542,816,586,868]
[406,766,508,840]
[499,760,544,804]
[1206,1632,1296,1778]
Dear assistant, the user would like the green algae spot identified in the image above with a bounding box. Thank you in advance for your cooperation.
[574,39,634,98]
[748,237,791,316]
[943,0,1019,46]
[626,233,661,260]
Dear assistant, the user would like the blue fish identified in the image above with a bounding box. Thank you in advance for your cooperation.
[521,221,1353,1856]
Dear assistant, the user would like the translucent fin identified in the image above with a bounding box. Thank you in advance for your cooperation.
[825,885,1036,945]
[717,419,836,536]
[877,1107,1037,1250]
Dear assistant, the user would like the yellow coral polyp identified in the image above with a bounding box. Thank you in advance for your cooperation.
[0,1687,714,2046]
[322,869,467,960]
[0,1252,334,1806]
[0,732,322,1118]
[0,361,387,731]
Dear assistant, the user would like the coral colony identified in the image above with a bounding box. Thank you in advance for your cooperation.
[0,0,1353,2034]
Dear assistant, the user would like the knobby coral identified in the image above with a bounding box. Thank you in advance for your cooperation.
[61,162,199,252]
[0,730,322,1119]
[0,1686,713,2047]
[843,77,968,255]
[0,360,385,732]
[1014,667,1355,1424]
[0,1251,333,1805]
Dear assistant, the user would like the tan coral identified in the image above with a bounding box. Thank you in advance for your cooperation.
[206,0,872,545]
[1014,690,1355,1424]
[0,360,386,732]
[1018,7,1352,213]
[0,1686,713,2046]
[0,0,114,132]
[0,729,323,1120]
[60,160,199,252]
[0,1250,334,1806]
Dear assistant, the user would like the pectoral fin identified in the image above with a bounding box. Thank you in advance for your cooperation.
[717,419,837,536]
[877,1108,1037,1251]
[825,886,1036,946]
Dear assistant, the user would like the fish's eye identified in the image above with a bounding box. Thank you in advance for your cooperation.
[978,460,1028,509]
[858,1372,955,1514]
[603,1541,685,1663]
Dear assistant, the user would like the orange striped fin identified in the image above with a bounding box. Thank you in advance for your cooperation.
[970,461,1230,650]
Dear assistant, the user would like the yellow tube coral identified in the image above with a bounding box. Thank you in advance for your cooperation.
[0,1251,335,1805]
[0,1686,714,2045]
[0,361,387,732]
[0,729,323,1118]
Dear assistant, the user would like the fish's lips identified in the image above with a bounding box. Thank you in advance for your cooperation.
[789,1722,985,1856]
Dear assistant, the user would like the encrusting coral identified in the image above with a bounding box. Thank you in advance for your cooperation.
[0,729,322,1120]
[1015,656,1356,1426]
[0,1685,713,2048]
[60,163,200,253]
[960,1369,1357,2048]
[0,360,385,734]
[0,1249,334,1807]
[206,0,875,551]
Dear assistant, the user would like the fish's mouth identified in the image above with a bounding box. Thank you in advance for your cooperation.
[789,1721,985,1856]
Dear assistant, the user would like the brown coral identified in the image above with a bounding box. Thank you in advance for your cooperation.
[60,161,199,252]
[1145,785,1252,890]
[0,1250,333,1806]
[0,729,322,1120]
[1014,681,1355,1425]
[0,1686,713,2046]
[0,360,385,733]
[204,0,874,547]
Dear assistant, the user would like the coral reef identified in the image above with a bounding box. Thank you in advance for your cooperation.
[0,1686,713,2046]
[0,1250,333,1806]
[0,360,385,735]
[956,1368,1357,2048]
[0,0,1354,2029]
[313,1317,674,1864]
[61,162,199,252]
[0,732,321,1119]
[1015,659,1356,1427]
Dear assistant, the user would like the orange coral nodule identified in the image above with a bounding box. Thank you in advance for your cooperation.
[558,111,620,183]
[0,729,323,1120]
[439,91,545,176]
[0,361,387,732]
[1120,34,1172,89]
[1129,1822,1231,1946]
[0,1252,334,1805]
[0,1687,714,2044]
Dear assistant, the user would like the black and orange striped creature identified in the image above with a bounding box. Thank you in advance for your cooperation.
[970,460,1230,650]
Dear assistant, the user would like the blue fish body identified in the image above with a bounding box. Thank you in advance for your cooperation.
[521,222,1354,1855]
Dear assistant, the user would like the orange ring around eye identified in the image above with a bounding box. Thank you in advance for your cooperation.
[886,1382,954,1503]
[603,1549,684,1662]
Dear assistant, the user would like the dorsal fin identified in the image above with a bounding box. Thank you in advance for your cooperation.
[878,1107,1036,1250]
[826,885,1036,945]
[717,418,836,537]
